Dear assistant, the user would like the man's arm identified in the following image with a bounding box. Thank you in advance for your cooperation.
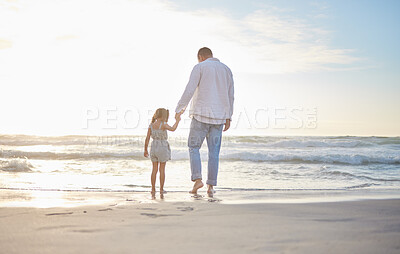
[228,70,234,120]
[224,70,234,132]
[175,64,201,114]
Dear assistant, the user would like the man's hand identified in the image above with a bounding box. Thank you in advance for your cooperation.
[175,110,184,120]
[223,119,231,132]
[144,150,149,158]
[175,113,181,121]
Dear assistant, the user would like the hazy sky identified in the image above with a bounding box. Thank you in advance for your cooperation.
[0,0,399,136]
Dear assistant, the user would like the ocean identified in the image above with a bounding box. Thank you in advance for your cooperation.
[1,134,399,197]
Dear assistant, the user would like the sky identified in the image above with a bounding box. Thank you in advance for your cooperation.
[0,0,399,136]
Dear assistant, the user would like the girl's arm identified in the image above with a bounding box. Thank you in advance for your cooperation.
[144,127,151,157]
[163,115,181,132]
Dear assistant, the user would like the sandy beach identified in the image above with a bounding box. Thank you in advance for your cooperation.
[1,191,399,254]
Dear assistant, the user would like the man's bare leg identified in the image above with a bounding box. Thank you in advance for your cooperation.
[207,185,216,197]
[207,184,215,194]
[189,179,204,194]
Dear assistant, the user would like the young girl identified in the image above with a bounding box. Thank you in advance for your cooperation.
[144,108,181,194]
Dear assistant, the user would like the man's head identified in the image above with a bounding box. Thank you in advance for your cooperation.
[197,47,213,62]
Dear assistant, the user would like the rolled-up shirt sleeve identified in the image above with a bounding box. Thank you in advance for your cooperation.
[175,64,201,113]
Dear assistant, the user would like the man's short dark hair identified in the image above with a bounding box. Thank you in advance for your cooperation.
[198,47,213,58]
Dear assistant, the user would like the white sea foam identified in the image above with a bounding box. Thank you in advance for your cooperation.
[219,151,400,165]
[0,159,34,172]
[1,147,400,165]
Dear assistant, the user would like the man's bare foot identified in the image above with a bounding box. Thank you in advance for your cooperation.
[207,185,216,195]
[189,180,204,194]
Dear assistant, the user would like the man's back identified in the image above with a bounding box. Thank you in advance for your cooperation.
[176,57,234,124]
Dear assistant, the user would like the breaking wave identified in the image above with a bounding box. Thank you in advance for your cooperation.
[0,159,34,172]
[1,148,400,165]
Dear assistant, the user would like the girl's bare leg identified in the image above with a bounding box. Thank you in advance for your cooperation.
[159,162,166,193]
[151,162,159,193]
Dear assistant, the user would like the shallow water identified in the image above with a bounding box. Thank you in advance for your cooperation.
[1,135,400,194]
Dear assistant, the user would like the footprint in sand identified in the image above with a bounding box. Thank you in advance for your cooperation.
[38,225,79,231]
[177,206,194,212]
[45,212,73,216]
[207,198,221,203]
[72,229,103,233]
[191,194,203,200]
[137,207,157,211]
[140,213,181,218]
[98,208,113,212]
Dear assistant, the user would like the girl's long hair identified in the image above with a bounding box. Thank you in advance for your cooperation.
[151,108,169,123]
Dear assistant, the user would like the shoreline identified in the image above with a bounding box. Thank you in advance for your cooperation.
[1,188,400,208]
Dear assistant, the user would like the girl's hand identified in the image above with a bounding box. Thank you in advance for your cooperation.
[175,110,183,121]
[144,150,149,158]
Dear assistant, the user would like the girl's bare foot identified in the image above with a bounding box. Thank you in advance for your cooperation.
[189,180,204,194]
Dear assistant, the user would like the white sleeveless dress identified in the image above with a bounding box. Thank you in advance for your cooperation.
[149,121,171,162]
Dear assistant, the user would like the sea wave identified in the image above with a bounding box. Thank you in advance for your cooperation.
[0,134,143,147]
[2,134,400,148]
[219,152,400,165]
[0,159,34,172]
[265,139,372,148]
[320,170,400,182]
[1,148,400,165]
[229,136,400,147]
[0,149,146,161]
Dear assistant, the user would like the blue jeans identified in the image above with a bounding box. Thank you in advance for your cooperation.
[188,118,223,186]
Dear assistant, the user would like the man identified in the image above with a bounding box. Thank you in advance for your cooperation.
[175,47,234,195]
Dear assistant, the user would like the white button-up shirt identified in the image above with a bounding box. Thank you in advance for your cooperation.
[175,58,234,125]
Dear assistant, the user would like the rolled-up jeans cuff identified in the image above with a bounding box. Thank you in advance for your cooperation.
[206,180,217,186]
[191,175,202,182]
